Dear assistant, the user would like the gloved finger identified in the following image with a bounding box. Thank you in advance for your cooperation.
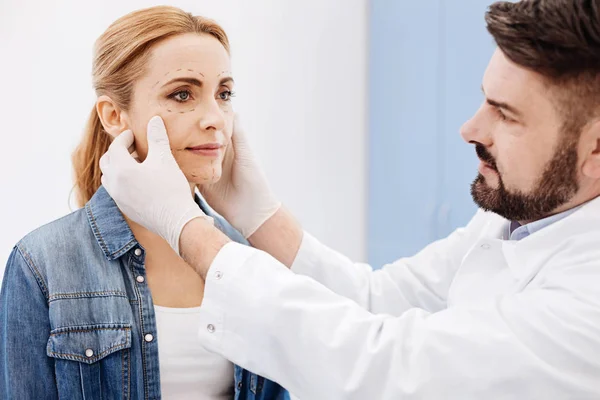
[146,116,172,160]
[130,150,141,163]
[231,113,252,149]
[99,130,136,172]
[230,113,255,167]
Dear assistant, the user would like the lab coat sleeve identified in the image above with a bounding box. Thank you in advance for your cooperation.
[198,243,600,400]
[290,210,490,315]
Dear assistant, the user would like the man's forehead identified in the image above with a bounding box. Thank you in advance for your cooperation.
[485,51,531,93]
[483,49,551,108]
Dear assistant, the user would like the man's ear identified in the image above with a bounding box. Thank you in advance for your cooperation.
[96,95,129,138]
[580,118,600,180]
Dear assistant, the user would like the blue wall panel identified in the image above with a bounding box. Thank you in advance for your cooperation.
[368,1,494,267]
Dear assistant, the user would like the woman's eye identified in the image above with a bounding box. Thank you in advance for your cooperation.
[169,90,191,103]
[219,90,235,101]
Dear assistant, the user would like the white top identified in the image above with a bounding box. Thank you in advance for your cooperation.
[195,196,600,399]
[154,305,234,400]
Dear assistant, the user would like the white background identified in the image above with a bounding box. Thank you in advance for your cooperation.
[0,0,368,277]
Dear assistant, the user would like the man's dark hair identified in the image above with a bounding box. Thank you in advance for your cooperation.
[486,0,600,134]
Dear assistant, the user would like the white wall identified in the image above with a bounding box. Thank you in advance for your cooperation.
[0,0,367,277]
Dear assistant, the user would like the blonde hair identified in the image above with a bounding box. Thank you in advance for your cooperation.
[71,6,230,206]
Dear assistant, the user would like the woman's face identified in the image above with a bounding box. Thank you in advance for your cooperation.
[125,33,234,185]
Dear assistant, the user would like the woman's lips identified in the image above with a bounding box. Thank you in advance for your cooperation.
[186,144,223,157]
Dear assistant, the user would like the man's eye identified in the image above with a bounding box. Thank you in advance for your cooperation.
[496,108,508,121]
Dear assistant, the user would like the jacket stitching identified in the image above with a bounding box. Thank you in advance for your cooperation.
[121,345,127,399]
[48,341,129,362]
[16,244,49,300]
[86,200,139,260]
[85,203,110,257]
[111,239,138,260]
[50,327,131,336]
[49,291,128,301]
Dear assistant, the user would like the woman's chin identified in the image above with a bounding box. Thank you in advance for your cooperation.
[185,172,222,186]
[181,161,222,183]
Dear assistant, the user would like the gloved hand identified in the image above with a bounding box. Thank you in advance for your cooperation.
[100,116,209,254]
[199,115,281,238]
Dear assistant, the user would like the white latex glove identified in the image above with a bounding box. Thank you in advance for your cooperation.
[199,115,281,238]
[100,116,209,254]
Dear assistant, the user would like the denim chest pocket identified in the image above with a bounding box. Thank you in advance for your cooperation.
[47,324,132,400]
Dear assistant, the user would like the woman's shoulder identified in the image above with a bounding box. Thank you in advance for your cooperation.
[18,207,92,253]
[12,207,100,286]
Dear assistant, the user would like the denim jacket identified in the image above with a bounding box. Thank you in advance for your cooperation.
[0,186,289,400]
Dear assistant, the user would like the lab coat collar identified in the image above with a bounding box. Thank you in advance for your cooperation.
[499,196,600,283]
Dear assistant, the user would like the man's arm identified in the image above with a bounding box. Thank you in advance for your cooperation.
[245,205,492,316]
[187,234,600,400]
[247,207,303,268]
[179,217,230,279]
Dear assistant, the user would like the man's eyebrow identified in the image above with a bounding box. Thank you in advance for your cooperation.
[219,77,234,85]
[481,85,523,117]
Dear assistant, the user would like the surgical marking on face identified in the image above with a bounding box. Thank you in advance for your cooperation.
[153,68,209,114]
[152,68,233,119]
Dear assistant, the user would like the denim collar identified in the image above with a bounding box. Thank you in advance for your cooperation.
[85,186,210,261]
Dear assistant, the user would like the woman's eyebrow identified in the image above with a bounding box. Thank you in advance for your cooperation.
[159,76,234,88]
[161,77,203,88]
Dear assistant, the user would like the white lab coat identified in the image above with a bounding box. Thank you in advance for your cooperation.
[197,197,600,399]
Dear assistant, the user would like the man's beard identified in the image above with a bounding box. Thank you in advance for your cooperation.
[470,135,580,221]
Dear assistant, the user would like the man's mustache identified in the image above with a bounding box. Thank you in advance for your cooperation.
[475,144,498,171]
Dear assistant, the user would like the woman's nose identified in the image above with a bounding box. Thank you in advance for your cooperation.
[198,98,226,132]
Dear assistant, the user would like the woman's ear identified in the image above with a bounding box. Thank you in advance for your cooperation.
[96,95,129,138]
